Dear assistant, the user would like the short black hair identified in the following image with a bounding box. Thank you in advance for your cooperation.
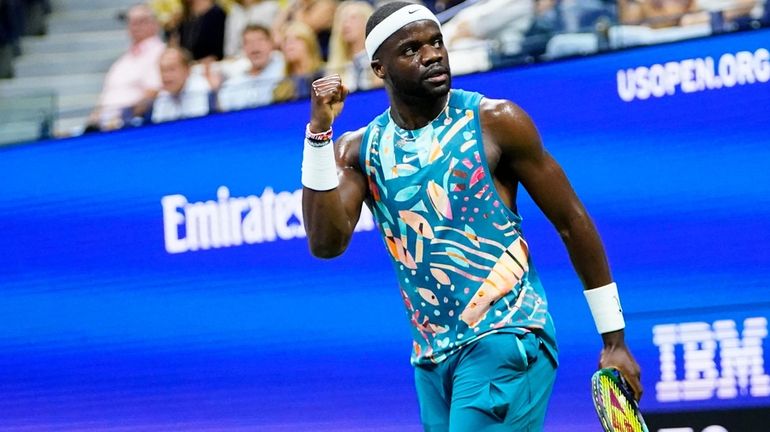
[365,1,418,38]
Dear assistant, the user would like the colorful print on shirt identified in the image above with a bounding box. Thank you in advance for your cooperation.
[360,89,557,365]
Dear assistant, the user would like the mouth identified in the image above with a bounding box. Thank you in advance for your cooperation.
[424,67,449,84]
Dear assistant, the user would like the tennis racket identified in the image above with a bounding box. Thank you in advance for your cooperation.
[591,368,648,432]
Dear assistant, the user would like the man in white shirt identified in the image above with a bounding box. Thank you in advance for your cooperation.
[151,47,212,123]
[217,24,285,111]
[88,4,166,130]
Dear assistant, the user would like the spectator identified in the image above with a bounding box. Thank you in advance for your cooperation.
[618,0,698,27]
[223,0,280,57]
[442,0,535,56]
[273,21,324,102]
[696,0,763,30]
[86,4,166,131]
[172,0,227,61]
[217,24,285,110]
[559,0,615,32]
[149,47,213,123]
[438,0,534,73]
[541,0,712,56]
[273,0,337,60]
[325,0,381,91]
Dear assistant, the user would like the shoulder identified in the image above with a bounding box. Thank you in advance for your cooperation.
[479,97,542,155]
[336,127,367,170]
[479,98,537,134]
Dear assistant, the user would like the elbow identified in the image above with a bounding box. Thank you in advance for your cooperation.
[308,238,348,259]
[309,245,345,259]
[555,211,590,244]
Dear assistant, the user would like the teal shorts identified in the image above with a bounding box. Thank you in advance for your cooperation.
[414,331,557,432]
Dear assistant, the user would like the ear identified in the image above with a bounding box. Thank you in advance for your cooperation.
[371,59,385,79]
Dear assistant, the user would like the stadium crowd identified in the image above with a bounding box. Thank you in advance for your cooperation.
[10,0,761,133]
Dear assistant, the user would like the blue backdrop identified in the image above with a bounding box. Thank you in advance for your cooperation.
[1,29,769,431]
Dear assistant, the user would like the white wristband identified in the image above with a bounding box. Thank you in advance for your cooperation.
[301,138,339,191]
[584,282,625,334]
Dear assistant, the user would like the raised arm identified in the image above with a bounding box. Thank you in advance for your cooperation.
[301,75,369,258]
[481,99,643,400]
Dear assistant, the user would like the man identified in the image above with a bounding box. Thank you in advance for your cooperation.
[87,4,166,131]
[216,24,286,111]
[300,2,642,430]
[149,47,212,124]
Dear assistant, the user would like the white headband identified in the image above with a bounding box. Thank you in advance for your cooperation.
[364,4,441,60]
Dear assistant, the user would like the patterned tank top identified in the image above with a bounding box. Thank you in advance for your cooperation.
[360,89,557,366]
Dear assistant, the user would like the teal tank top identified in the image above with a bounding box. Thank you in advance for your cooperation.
[360,89,557,366]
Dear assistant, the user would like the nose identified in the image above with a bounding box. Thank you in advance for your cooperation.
[420,43,443,66]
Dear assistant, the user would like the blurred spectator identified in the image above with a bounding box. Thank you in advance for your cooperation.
[224,0,280,57]
[217,24,285,110]
[511,0,616,60]
[172,0,227,61]
[442,0,534,54]
[273,0,337,60]
[618,0,698,27]
[440,0,534,73]
[149,47,213,123]
[325,1,381,91]
[560,0,615,32]
[86,4,166,131]
[273,21,325,102]
[543,0,712,57]
[697,0,764,30]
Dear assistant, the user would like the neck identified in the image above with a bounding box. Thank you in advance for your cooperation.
[388,91,449,130]
[132,35,153,47]
[292,57,312,75]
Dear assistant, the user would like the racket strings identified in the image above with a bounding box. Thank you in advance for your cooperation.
[599,375,644,432]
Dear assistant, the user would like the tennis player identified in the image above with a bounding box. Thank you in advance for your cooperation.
[300,2,643,430]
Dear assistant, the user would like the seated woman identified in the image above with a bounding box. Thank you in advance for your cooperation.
[324,0,381,92]
[272,21,325,102]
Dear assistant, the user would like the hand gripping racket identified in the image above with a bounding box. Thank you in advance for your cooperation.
[591,368,648,432]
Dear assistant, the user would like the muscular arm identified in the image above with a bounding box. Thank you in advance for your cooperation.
[481,99,643,399]
[302,130,369,258]
[482,99,611,288]
[301,74,369,258]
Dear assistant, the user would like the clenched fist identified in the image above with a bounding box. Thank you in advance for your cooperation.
[309,74,349,133]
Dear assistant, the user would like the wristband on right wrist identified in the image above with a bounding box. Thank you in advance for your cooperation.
[584,282,625,334]
[301,137,338,191]
[306,123,333,142]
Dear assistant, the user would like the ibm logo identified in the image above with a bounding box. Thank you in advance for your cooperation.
[653,317,770,402]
